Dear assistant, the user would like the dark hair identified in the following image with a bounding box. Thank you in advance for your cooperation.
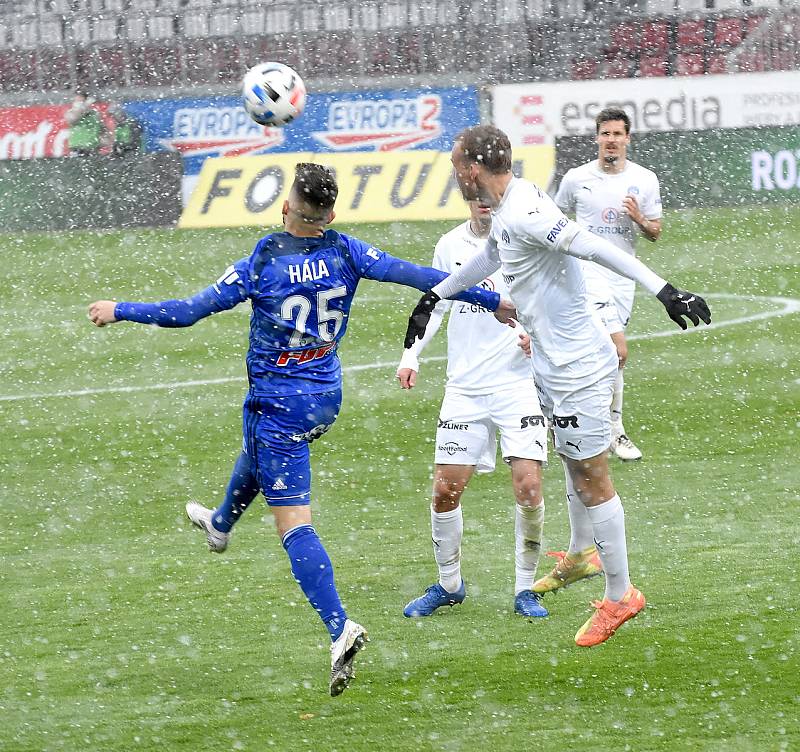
[595,108,631,134]
[456,125,512,174]
[292,163,338,212]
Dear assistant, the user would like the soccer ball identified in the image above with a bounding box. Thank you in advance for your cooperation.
[242,62,306,127]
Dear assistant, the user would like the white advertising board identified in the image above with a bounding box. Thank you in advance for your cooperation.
[491,70,800,146]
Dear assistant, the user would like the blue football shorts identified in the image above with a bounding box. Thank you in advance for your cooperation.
[242,389,342,506]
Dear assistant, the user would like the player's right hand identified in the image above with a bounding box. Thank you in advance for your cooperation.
[493,298,518,326]
[656,283,711,330]
[88,300,118,327]
[396,367,418,389]
[404,290,440,348]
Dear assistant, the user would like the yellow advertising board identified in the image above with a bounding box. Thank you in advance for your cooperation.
[179,147,555,229]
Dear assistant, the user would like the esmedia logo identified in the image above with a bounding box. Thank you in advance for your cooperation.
[560,94,721,135]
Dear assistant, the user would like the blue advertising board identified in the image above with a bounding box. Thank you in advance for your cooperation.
[123,86,479,177]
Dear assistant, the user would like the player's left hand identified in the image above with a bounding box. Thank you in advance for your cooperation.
[396,367,417,389]
[622,195,643,223]
[517,331,532,358]
[656,283,711,330]
[404,291,440,348]
[88,300,118,327]
[493,298,517,325]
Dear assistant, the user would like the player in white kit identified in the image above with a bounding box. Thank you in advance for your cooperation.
[397,201,549,620]
[404,125,710,646]
[555,108,663,461]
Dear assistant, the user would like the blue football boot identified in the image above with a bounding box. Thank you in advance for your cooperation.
[403,581,466,617]
[514,589,549,618]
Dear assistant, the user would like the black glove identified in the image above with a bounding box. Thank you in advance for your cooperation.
[656,283,711,330]
[404,290,441,348]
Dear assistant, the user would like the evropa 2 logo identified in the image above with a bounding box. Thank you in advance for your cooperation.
[160,106,284,157]
[313,94,443,151]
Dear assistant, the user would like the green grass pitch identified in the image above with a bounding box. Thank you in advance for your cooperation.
[1,205,798,751]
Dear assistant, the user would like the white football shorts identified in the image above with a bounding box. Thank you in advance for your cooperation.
[533,343,618,460]
[586,281,635,334]
[434,386,547,473]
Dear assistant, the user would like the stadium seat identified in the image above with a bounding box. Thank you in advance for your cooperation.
[609,21,639,55]
[676,19,706,49]
[713,17,743,47]
[736,50,767,72]
[605,55,633,79]
[638,53,669,77]
[571,57,599,79]
[745,14,766,38]
[0,49,36,92]
[706,52,728,74]
[35,49,71,89]
[770,47,797,71]
[641,20,670,53]
[675,51,704,76]
[130,43,181,87]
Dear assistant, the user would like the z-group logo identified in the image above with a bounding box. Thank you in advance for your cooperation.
[160,106,284,157]
[313,94,443,151]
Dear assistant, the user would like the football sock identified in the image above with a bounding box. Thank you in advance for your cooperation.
[564,463,594,554]
[212,451,260,533]
[586,495,631,602]
[282,524,346,642]
[431,505,463,593]
[514,502,544,595]
[611,368,624,435]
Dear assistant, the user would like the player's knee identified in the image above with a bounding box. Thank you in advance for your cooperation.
[432,477,465,512]
[514,476,543,506]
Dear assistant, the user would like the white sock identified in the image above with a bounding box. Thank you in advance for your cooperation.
[514,502,544,595]
[586,495,631,602]
[431,505,463,593]
[564,464,594,555]
[611,368,624,436]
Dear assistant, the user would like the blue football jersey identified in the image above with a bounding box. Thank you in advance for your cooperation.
[216,230,395,395]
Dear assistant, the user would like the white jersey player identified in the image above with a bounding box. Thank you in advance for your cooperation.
[405,125,710,647]
[397,201,549,620]
[555,108,662,461]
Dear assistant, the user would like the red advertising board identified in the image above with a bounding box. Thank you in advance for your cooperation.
[0,103,112,160]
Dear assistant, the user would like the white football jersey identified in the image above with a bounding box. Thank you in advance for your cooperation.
[490,178,611,368]
[555,160,662,303]
[400,220,532,395]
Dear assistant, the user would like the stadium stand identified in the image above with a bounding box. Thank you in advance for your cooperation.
[0,0,797,95]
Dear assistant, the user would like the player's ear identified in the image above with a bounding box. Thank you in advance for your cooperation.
[327,209,336,225]
[281,200,289,217]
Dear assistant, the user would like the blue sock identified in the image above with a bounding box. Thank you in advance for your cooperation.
[282,524,347,642]
[212,452,260,534]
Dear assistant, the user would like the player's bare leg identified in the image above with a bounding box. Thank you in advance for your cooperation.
[272,505,367,695]
[609,332,642,461]
[509,458,548,617]
[403,464,472,617]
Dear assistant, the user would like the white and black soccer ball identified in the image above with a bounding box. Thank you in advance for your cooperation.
[241,62,306,127]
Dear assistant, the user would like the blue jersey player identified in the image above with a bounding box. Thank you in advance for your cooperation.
[88,163,513,696]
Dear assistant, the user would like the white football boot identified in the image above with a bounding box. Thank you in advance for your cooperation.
[185,501,230,553]
[611,433,643,461]
[329,619,368,696]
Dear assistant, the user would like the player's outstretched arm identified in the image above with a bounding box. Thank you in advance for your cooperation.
[88,281,247,330]
[566,227,710,329]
